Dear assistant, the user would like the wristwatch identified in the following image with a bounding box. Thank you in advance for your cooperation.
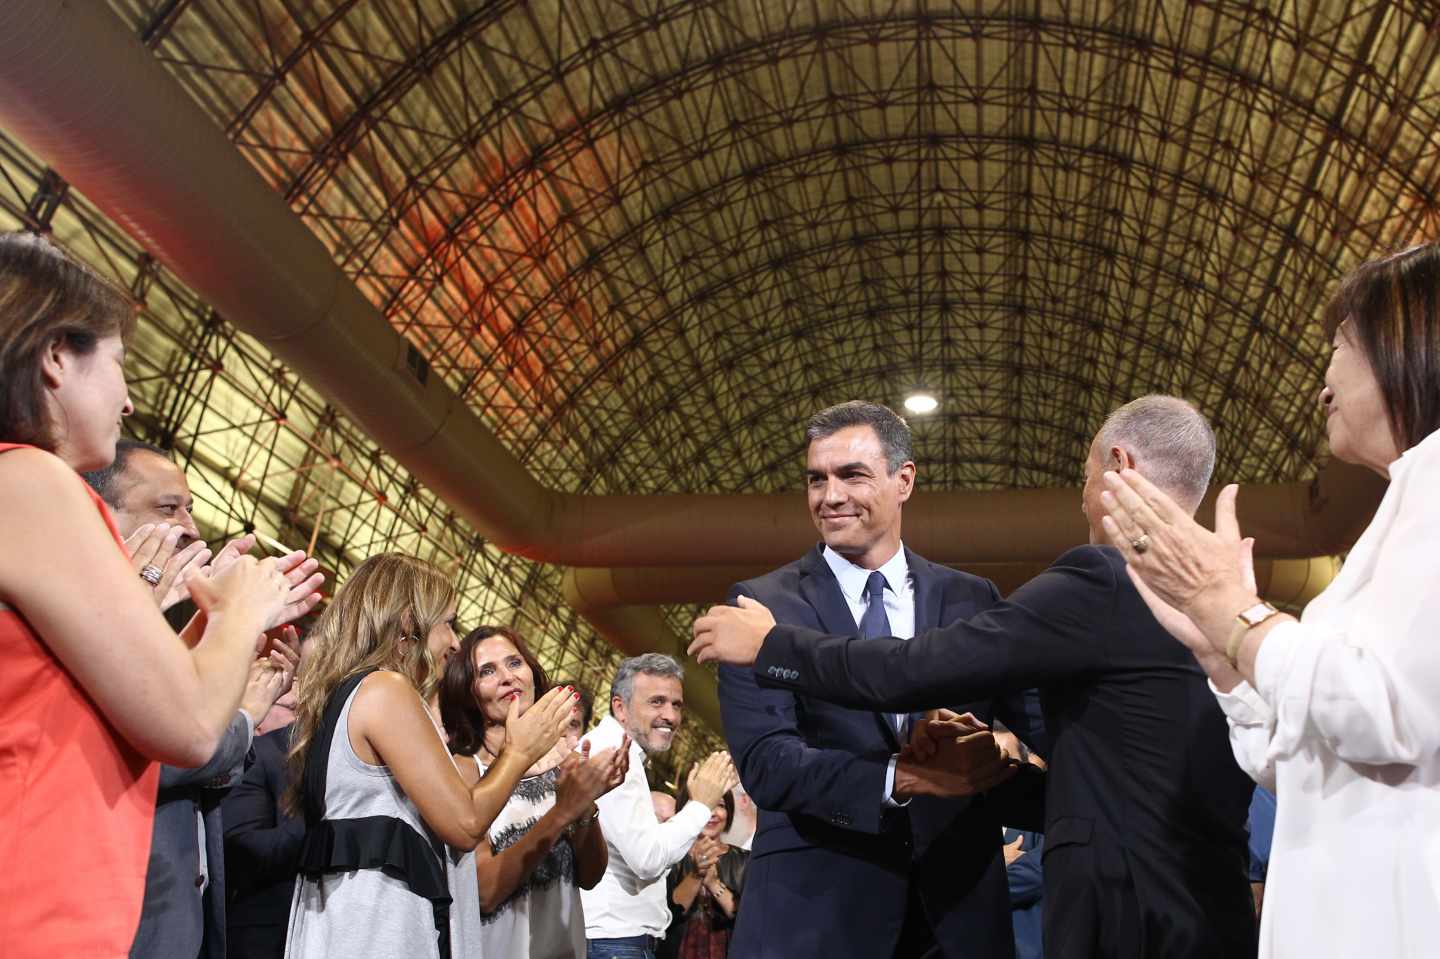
[1226,601,1281,667]
[566,803,599,838]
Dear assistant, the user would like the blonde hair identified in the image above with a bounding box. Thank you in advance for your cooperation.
[284,553,456,817]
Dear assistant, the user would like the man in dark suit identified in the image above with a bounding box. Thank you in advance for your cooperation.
[694,395,1257,958]
[717,401,1047,959]
[128,713,254,959]
[222,725,305,959]
[83,442,299,959]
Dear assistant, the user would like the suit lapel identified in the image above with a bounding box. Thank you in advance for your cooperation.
[799,546,905,749]
[798,546,862,636]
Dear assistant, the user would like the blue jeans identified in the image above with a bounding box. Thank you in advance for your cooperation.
[587,936,656,959]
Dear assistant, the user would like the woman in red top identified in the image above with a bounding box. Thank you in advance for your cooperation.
[0,233,322,957]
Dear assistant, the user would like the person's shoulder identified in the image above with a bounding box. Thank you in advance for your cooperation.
[910,550,998,597]
[255,724,294,756]
[1052,542,1122,572]
[581,714,624,751]
[0,445,88,499]
[352,669,422,710]
[732,553,809,598]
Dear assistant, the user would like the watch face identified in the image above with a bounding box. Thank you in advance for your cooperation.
[1241,603,1276,626]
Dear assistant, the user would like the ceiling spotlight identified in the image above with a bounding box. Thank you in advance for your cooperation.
[903,392,939,415]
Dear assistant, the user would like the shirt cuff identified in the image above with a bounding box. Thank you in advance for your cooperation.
[1208,678,1273,726]
[1252,618,1305,706]
[882,754,910,808]
[675,799,717,836]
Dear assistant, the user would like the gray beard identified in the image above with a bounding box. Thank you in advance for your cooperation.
[628,721,674,755]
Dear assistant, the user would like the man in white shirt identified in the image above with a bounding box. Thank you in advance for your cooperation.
[581,654,739,959]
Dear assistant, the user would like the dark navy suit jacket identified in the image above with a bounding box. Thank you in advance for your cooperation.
[719,544,1046,959]
[753,544,1256,958]
[221,726,304,959]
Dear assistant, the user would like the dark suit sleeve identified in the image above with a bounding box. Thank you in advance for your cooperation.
[223,736,305,886]
[158,711,253,790]
[719,585,894,836]
[970,577,1052,758]
[753,546,1117,711]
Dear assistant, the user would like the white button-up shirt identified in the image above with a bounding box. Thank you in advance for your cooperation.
[1210,427,1440,958]
[579,715,711,940]
[822,544,915,805]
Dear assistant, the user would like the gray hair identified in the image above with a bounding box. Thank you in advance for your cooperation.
[1094,395,1215,510]
[610,653,684,708]
[81,438,172,509]
[805,401,914,473]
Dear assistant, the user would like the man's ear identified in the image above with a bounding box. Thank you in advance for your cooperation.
[1109,445,1134,472]
[610,695,627,725]
[894,461,917,502]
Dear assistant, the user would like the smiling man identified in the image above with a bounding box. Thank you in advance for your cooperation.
[581,654,739,959]
[715,400,1047,959]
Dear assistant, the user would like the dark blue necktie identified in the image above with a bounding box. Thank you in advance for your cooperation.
[859,571,905,737]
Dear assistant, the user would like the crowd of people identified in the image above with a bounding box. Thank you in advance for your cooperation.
[2,226,1438,959]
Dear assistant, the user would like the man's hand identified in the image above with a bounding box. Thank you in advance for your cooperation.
[907,710,988,762]
[686,751,740,809]
[688,596,776,665]
[893,726,1019,799]
[1003,832,1027,866]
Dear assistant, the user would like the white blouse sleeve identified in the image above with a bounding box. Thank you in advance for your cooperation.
[1252,481,1440,768]
[1209,678,1277,791]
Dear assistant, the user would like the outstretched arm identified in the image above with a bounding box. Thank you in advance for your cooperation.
[703,549,1113,713]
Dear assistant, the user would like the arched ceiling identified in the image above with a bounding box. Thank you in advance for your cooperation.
[111,0,1440,497]
[6,0,1439,765]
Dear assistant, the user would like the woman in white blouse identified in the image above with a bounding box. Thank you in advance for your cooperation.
[438,625,627,958]
[1097,242,1440,958]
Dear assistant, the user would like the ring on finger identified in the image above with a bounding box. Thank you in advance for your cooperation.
[1132,533,1151,554]
[139,564,163,586]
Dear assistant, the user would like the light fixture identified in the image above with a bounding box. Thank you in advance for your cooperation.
[903,392,939,414]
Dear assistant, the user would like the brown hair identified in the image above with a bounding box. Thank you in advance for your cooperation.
[439,625,551,758]
[1321,243,1440,451]
[284,553,456,816]
[0,232,134,449]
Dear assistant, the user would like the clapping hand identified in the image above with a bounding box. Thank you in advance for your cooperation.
[686,751,740,809]
[239,626,301,725]
[504,685,579,767]
[124,523,211,612]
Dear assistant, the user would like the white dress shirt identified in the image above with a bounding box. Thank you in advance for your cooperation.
[821,544,915,805]
[579,715,711,940]
[1210,427,1440,958]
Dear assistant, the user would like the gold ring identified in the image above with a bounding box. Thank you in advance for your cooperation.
[1132,533,1151,554]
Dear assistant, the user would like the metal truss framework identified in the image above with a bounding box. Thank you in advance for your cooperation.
[0,138,720,777]
[30,0,1440,763]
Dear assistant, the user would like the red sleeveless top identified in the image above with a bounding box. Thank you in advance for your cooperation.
[0,443,159,957]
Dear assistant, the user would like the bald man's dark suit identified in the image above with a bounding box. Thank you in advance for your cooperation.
[752,545,1256,958]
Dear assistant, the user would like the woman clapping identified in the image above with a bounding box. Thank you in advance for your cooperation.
[439,626,627,958]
